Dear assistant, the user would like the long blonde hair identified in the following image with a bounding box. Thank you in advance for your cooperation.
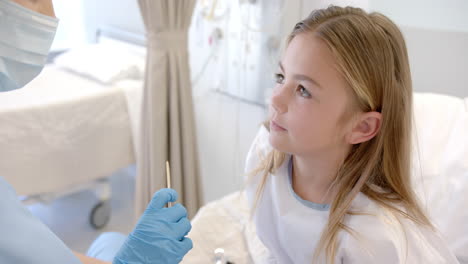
[249,6,433,263]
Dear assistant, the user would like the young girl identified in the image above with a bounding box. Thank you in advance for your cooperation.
[245,6,459,264]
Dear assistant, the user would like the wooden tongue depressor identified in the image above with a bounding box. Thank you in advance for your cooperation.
[166,161,173,207]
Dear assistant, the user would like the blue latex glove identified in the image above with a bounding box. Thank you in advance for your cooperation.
[113,188,193,264]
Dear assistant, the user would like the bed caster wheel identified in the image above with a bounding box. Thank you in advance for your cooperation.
[90,201,111,229]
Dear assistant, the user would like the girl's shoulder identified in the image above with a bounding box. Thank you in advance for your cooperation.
[337,194,459,263]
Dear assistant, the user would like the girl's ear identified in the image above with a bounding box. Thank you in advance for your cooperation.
[346,112,382,145]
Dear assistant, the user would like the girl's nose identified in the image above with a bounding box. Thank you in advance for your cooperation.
[271,86,288,114]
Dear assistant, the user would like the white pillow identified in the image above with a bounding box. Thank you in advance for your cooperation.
[412,92,468,263]
[412,93,466,179]
[53,43,146,84]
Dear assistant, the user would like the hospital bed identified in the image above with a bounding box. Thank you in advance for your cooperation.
[0,28,145,229]
[180,92,468,263]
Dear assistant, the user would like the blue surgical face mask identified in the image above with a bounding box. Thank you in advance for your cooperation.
[0,0,58,92]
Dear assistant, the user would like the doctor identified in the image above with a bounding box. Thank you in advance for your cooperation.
[0,0,192,263]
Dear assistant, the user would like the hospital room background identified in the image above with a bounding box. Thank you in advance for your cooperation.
[0,0,467,262]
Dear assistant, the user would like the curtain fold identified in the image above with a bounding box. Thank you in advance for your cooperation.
[136,0,201,218]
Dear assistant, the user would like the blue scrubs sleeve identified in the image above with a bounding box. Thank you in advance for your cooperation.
[0,176,81,263]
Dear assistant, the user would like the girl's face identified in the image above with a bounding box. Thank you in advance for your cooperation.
[269,33,354,157]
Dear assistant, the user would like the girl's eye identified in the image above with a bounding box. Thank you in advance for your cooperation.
[274,73,284,84]
[298,85,312,98]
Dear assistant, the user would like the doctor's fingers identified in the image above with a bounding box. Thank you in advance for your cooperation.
[171,217,192,240]
[177,237,194,254]
[164,203,188,222]
[147,188,178,210]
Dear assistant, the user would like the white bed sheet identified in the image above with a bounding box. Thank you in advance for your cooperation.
[182,191,269,264]
[0,66,143,196]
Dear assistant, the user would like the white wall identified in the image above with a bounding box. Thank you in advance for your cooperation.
[371,0,468,33]
[189,1,270,203]
[51,0,145,50]
[81,0,144,43]
[370,0,468,97]
[194,92,267,203]
[51,0,87,50]
[302,0,370,17]
[402,27,468,97]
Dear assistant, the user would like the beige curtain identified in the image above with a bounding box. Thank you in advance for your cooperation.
[136,0,201,218]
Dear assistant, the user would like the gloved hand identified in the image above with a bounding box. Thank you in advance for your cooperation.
[113,188,193,264]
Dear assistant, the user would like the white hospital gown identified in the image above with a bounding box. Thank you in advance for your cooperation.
[0,176,80,263]
[245,125,459,264]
